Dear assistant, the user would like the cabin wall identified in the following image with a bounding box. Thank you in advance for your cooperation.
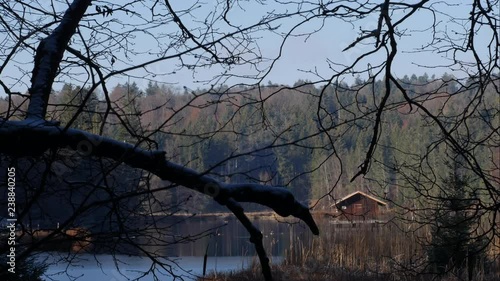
[337,195,383,221]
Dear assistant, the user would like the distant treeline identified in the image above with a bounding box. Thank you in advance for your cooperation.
[1,73,497,213]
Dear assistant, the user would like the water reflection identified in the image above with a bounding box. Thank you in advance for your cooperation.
[130,215,309,257]
[38,216,297,281]
[39,253,254,281]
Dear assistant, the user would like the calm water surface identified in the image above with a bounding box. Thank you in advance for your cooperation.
[39,253,260,281]
[38,216,299,281]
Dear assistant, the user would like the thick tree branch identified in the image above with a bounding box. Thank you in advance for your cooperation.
[225,198,273,281]
[0,120,319,236]
[26,0,91,120]
[9,1,319,279]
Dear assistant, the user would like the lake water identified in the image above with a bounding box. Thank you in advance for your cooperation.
[32,215,386,280]
[39,253,261,281]
[36,215,298,281]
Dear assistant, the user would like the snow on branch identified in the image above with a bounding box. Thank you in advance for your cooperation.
[11,1,319,278]
[26,0,92,120]
[0,120,319,235]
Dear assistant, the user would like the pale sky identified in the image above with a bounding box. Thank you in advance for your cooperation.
[0,0,495,96]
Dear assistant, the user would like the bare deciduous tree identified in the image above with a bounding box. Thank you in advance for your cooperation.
[0,0,498,280]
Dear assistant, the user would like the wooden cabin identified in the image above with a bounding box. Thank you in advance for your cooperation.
[334,191,387,221]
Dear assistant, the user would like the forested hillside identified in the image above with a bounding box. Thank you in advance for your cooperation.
[1,73,497,213]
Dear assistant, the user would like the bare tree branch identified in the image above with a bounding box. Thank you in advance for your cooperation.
[26,0,91,120]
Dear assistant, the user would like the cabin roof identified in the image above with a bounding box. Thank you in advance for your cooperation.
[335,191,387,206]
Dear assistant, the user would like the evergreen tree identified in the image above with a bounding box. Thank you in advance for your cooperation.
[58,83,98,130]
[428,157,484,279]
[145,81,161,96]
[109,82,143,143]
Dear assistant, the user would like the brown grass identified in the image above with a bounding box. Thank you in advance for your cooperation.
[200,263,393,281]
[200,217,500,281]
